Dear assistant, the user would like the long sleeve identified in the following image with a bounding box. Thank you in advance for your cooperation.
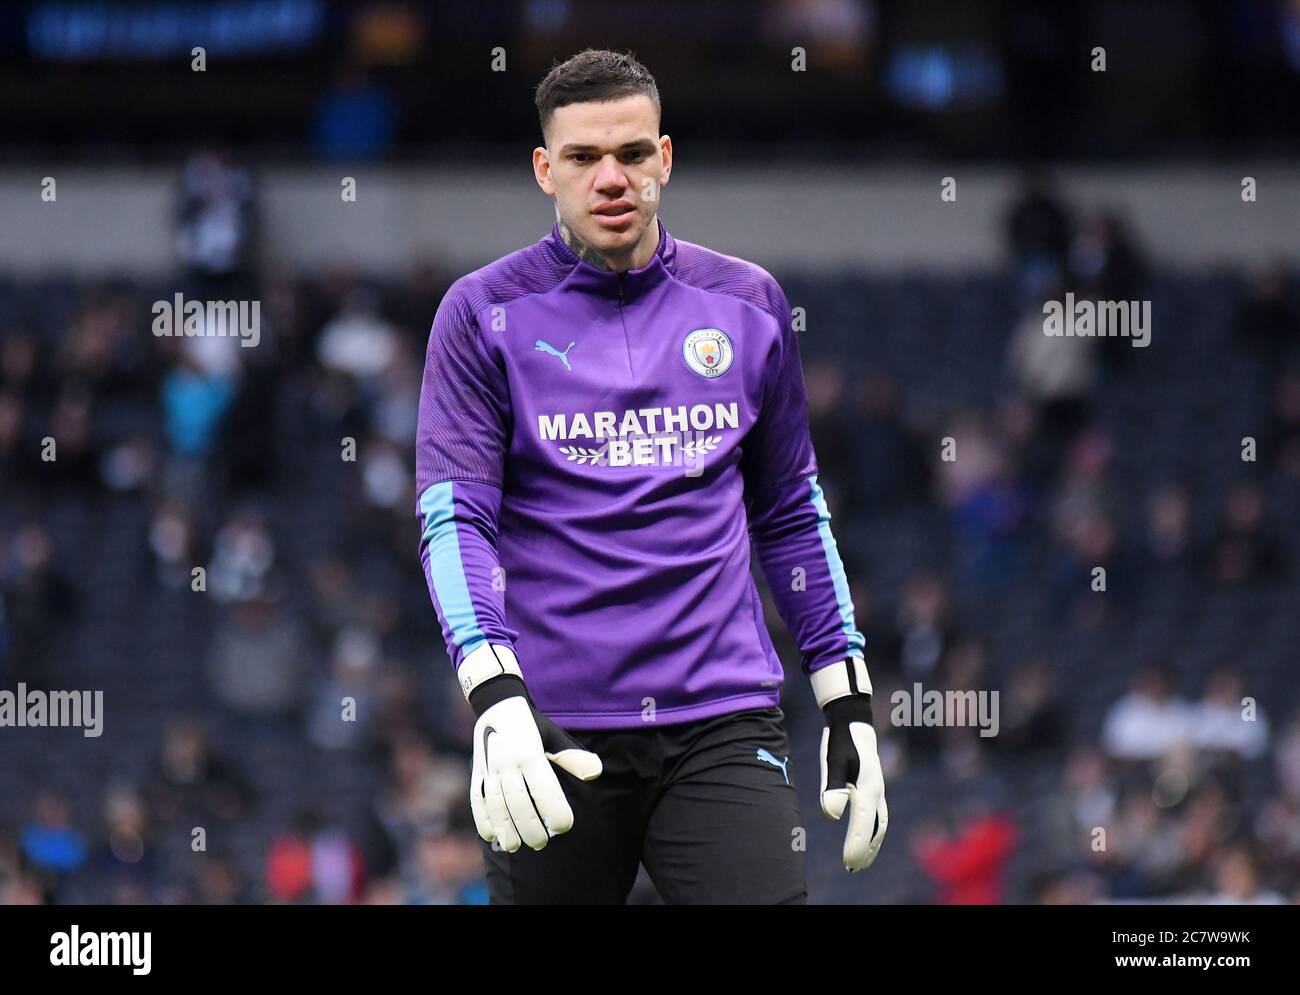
[415,283,518,670]
[741,278,866,676]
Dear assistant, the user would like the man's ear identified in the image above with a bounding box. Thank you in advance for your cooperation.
[533,146,556,196]
[658,135,672,189]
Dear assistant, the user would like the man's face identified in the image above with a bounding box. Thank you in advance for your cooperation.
[534,95,671,261]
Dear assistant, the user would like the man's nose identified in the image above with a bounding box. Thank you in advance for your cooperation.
[593,155,628,191]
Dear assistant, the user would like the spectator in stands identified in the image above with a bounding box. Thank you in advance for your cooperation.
[841,367,930,518]
[1275,717,1300,805]
[1005,172,1072,298]
[404,818,488,905]
[42,386,100,493]
[1203,845,1287,904]
[885,570,963,682]
[147,717,255,826]
[372,734,469,888]
[57,288,150,401]
[371,336,421,448]
[205,506,276,603]
[1069,210,1146,306]
[1,332,46,400]
[934,411,1029,589]
[20,792,87,885]
[147,503,200,591]
[1253,716,1300,898]
[160,350,237,507]
[190,854,252,904]
[1142,481,1193,578]
[0,391,35,503]
[265,816,313,903]
[1068,210,1147,375]
[1041,746,1117,871]
[929,636,998,776]
[316,287,400,384]
[221,338,281,497]
[1202,478,1287,587]
[1257,737,1300,892]
[1103,788,1186,898]
[1266,368,1300,480]
[0,522,75,688]
[307,818,367,904]
[1176,778,1248,894]
[206,592,309,724]
[360,435,413,513]
[390,258,451,344]
[1007,288,1099,454]
[306,626,381,751]
[89,783,159,904]
[0,833,47,904]
[910,798,1019,904]
[1235,262,1299,367]
[176,145,257,294]
[1192,667,1269,761]
[1032,868,1106,904]
[0,332,49,502]
[265,809,366,904]
[804,356,853,483]
[988,656,1064,755]
[1102,666,1194,761]
[1044,430,1123,625]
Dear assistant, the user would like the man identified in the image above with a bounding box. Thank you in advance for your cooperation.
[416,49,885,904]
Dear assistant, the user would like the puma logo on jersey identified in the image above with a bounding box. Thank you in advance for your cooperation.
[756,747,791,784]
[535,339,576,371]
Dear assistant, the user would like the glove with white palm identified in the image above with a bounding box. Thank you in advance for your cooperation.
[813,657,888,872]
[460,643,602,853]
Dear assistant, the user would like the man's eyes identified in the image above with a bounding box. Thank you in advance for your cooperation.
[571,151,649,163]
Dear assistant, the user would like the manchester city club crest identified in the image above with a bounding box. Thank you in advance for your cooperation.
[682,327,734,378]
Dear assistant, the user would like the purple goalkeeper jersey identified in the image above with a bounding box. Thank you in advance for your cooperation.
[416,217,864,729]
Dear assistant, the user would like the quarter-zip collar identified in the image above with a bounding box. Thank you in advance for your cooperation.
[543,216,676,301]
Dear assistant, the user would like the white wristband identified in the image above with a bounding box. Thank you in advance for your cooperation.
[457,642,524,700]
[810,657,872,709]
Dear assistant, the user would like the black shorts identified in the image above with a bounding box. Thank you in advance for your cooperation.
[479,706,807,905]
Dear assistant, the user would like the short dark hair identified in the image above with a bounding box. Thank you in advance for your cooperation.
[534,48,660,146]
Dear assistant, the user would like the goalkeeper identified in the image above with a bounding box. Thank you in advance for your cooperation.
[416,48,886,904]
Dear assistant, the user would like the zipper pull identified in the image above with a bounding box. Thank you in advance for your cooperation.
[617,273,625,301]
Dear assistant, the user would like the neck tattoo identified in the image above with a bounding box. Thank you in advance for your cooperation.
[559,220,614,271]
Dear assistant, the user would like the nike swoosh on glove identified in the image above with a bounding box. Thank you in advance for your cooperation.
[813,658,888,872]
[468,672,602,853]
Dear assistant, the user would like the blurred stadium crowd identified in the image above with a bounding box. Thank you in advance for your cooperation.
[10,0,1300,161]
[2,153,1299,904]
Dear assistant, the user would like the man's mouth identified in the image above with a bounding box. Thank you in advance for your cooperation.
[593,202,635,219]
